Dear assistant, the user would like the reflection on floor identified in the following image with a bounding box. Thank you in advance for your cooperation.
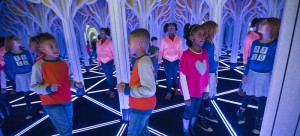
[2,54,260,136]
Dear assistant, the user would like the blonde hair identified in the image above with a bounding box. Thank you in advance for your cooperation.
[5,36,22,51]
[202,21,218,42]
[130,28,150,47]
[266,18,281,40]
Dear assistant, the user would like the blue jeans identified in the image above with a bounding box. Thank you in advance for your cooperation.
[101,60,116,92]
[44,101,73,136]
[163,58,179,92]
[127,109,152,136]
[152,61,158,81]
[183,97,202,119]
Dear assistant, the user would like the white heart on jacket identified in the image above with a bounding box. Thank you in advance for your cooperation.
[195,60,207,75]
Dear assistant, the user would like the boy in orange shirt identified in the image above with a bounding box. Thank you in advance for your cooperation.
[30,33,83,135]
[117,29,156,136]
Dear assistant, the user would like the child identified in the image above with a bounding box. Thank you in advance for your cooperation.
[86,41,92,62]
[29,35,46,62]
[96,28,117,98]
[116,29,156,136]
[30,33,83,135]
[0,37,13,120]
[199,21,219,125]
[238,18,262,96]
[158,22,183,100]
[180,23,210,135]
[29,35,47,114]
[237,18,281,134]
[4,36,34,120]
[148,37,159,82]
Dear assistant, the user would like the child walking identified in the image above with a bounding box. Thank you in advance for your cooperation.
[148,37,159,82]
[158,22,183,100]
[237,18,281,134]
[198,21,219,126]
[30,33,83,135]
[180,24,210,135]
[117,29,156,136]
[96,28,117,98]
[4,36,34,119]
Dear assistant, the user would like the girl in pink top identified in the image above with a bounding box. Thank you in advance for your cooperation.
[158,23,183,100]
[180,24,209,135]
[96,28,116,98]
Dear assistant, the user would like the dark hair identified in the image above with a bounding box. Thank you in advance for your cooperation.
[250,18,260,28]
[163,22,178,33]
[29,35,39,43]
[97,35,101,40]
[130,28,150,46]
[183,23,205,47]
[100,28,111,37]
[151,37,158,42]
[0,37,5,48]
[37,33,56,44]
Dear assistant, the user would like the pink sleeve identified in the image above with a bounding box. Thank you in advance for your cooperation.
[158,39,165,64]
[243,36,251,65]
[96,41,101,66]
[178,38,183,60]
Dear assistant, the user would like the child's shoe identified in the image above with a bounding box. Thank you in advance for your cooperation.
[237,109,246,124]
[26,107,33,120]
[205,109,218,123]
[252,117,262,134]
[196,115,213,132]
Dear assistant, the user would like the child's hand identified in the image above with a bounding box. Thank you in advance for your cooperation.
[75,82,83,88]
[203,92,209,100]
[51,84,60,92]
[242,76,247,84]
[116,82,126,92]
[184,99,191,106]
[1,88,7,94]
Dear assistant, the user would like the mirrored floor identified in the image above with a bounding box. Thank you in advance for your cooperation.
[2,53,259,136]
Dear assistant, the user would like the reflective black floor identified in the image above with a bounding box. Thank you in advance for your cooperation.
[2,53,260,136]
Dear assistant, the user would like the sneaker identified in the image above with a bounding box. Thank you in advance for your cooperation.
[174,89,180,95]
[252,117,262,134]
[109,92,116,98]
[26,107,33,120]
[165,93,172,100]
[237,109,246,124]
[196,115,213,132]
[38,110,45,114]
[205,109,218,123]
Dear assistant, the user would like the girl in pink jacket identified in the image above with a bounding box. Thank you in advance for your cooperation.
[158,23,183,100]
[96,28,116,98]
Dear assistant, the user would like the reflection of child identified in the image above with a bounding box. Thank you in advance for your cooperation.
[148,37,159,81]
[96,28,116,98]
[30,33,83,135]
[199,21,219,125]
[181,24,210,135]
[4,36,34,120]
[237,18,281,135]
[117,29,156,136]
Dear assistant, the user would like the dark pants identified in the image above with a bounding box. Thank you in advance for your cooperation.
[163,58,179,93]
[241,95,267,118]
[101,60,116,92]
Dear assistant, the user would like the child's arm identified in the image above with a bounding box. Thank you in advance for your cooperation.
[179,54,190,101]
[178,38,183,59]
[30,63,56,94]
[124,61,156,98]
[3,54,15,81]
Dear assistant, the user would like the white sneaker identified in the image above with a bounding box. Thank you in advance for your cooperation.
[39,110,45,114]
[25,115,33,120]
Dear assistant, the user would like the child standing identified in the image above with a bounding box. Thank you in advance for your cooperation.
[148,37,159,82]
[158,22,183,100]
[198,21,219,126]
[30,33,83,136]
[180,24,210,135]
[238,18,262,96]
[4,36,34,119]
[237,18,281,134]
[96,28,117,98]
[117,29,156,136]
